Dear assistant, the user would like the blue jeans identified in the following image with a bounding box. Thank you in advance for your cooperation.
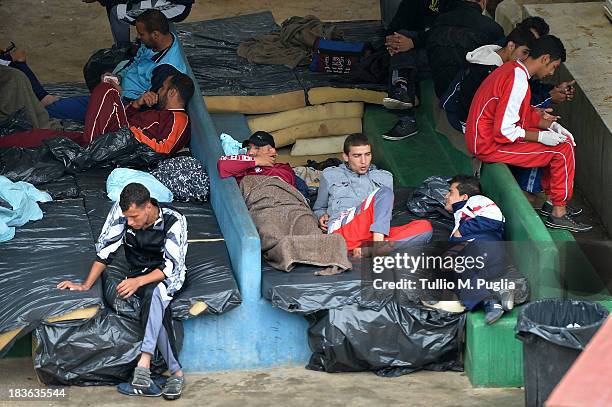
[46,96,90,122]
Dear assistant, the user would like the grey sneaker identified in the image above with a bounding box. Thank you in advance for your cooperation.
[484,301,504,325]
[545,214,592,232]
[538,201,583,217]
[131,366,152,389]
[499,290,514,311]
[162,375,185,401]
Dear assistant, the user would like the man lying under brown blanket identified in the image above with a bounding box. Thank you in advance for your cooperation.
[240,175,352,275]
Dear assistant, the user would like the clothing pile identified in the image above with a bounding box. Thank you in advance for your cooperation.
[0,176,52,242]
[151,156,210,202]
[237,15,342,68]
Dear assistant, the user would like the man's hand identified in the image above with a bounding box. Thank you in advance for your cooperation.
[140,91,158,107]
[535,107,560,123]
[549,122,575,146]
[131,91,158,109]
[10,48,26,62]
[254,154,275,167]
[116,277,142,299]
[538,130,567,146]
[550,80,576,104]
[101,73,121,92]
[318,214,329,232]
[385,32,414,56]
[57,281,89,291]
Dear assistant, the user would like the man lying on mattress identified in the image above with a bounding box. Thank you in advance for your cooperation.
[313,133,433,258]
[217,131,296,186]
[0,71,194,155]
[217,131,352,275]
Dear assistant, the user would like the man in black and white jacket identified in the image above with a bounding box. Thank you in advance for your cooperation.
[58,182,187,400]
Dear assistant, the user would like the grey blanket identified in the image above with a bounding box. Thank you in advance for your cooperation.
[240,175,351,272]
[237,15,342,68]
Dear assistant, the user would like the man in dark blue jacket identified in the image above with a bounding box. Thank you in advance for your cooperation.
[441,175,513,324]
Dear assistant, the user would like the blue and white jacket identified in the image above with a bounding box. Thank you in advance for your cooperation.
[118,33,188,100]
[450,195,505,242]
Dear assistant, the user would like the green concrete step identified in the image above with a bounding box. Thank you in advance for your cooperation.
[465,307,524,388]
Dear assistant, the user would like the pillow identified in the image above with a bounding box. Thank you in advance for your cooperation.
[290,135,349,156]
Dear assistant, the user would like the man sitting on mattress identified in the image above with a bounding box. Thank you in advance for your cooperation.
[217,131,297,187]
[0,72,194,155]
[46,9,188,122]
[313,133,433,257]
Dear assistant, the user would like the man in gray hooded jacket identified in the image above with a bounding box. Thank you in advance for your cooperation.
[313,133,433,257]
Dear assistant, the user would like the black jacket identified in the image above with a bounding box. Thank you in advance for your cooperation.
[386,0,459,49]
[426,1,504,97]
[457,63,495,122]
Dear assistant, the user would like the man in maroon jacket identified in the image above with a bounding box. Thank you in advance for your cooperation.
[0,72,194,155]
[217,131,296,187]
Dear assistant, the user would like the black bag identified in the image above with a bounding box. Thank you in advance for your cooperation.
[83,46,135,92]
[309,38,368,74]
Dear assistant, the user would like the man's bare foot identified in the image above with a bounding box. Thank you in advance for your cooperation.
[41,95,59,107]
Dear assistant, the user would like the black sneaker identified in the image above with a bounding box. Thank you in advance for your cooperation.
[545,214,593,233]
[538,201,583,217]
[383,83,415,110]
[484,301,504,325]
[162,375,185,401]
[382,117,418,141]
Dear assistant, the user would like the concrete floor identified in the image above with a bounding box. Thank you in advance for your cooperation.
[0,357,523,407]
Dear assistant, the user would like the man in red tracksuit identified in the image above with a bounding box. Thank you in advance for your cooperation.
[217,131,296,187]
[0,72,194,155]
[465,35,591,232]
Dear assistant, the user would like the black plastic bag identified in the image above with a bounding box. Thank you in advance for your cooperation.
[83,46,135,92]
[306,301,466,376]
[0,108,33,136]
[406,175,452,218]
[61,127,164,171]
[102,265,142,320]
[44,137,83,167]
[516,299,609,350]
[37,175,81,200]
[0,145,66,185]
[33,310,183,386]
